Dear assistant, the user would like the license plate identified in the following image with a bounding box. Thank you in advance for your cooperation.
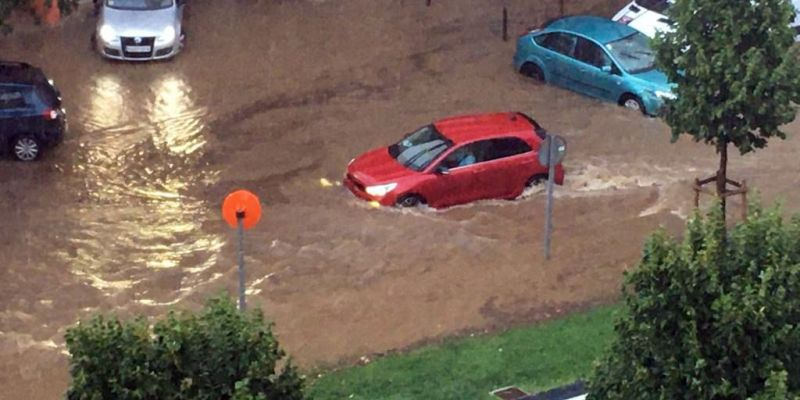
[125,45,151,53]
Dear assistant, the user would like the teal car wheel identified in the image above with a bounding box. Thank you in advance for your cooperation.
[620,94,646,115]
[520,63,545,83]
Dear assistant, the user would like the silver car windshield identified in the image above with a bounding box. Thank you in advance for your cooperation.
[605,32,656,74]
[105,0,173,10]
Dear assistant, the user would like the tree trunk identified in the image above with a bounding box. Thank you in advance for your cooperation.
[716,139,728,222]
[32,0,60,26]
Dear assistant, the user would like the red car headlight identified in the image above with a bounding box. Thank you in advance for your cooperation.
[365,183,397,197]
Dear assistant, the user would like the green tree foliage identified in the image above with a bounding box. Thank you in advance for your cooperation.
[653,0,800,215]
[587,204,800,399]
[0,0,24,32]
[65,295,305,400]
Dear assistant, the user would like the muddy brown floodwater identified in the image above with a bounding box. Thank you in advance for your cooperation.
[1,0,799,398]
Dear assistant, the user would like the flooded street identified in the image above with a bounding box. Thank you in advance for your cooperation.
[1,0,799,398]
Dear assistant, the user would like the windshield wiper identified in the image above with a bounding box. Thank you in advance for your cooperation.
[398,146,430,167]
[403,142,448,169]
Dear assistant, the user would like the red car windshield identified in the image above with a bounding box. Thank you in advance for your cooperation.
[388,125,453,172]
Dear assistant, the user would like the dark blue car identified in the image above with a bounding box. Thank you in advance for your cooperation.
[513,15,675,116]
[0,61,65,161]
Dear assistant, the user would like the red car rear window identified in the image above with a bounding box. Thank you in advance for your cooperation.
[516,112,547,140]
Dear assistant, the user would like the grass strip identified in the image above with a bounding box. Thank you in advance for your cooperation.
[308,304,619,400]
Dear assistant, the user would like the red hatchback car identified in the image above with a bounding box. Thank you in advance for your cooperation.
[344,112,565,208]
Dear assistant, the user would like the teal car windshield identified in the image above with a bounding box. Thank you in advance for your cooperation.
[605,32,656,73]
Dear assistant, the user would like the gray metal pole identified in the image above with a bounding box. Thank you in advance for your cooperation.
[502,7,508,41]
[236,211,246,311]
[544,135,555,260]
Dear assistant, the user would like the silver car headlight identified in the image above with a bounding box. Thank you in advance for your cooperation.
[158,26,176,43]
[99,24,116,43]
[365,183,397,197]
[655,90,677,100]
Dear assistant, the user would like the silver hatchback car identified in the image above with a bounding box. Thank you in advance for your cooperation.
[95,0,185,61]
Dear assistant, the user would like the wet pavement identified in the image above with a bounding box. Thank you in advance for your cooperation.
[1,0,800,398]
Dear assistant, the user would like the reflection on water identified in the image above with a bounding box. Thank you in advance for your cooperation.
[149,76,208,156]
[59,72,223,299]
[84,75,129,132]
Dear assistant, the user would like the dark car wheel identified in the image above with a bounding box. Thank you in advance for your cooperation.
[520,63,545,83]
[396,194,425,208]
[12,135,42,161]
[620,94,646,115]
[525,174,547,188]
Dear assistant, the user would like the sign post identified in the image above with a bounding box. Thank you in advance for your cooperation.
[236,211,246,310]
[222,190,262,311]
[538,134,567,260]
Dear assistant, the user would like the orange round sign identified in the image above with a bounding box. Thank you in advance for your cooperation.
[222,189,262,230]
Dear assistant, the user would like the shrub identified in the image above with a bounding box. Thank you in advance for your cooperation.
[66,295,305,400]
[588,204,800,399]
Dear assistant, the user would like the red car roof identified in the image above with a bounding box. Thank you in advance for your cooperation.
[432,112,540,144]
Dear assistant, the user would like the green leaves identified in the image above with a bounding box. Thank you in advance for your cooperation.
[65,295,305,400]
[653,0,800,155]
[0,0,26,33]
[65,316,158,400]
[587,203,800,399]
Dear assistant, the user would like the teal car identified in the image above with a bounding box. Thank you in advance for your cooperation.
[513,15,675,116]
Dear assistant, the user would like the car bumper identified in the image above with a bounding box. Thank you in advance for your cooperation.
[343,174,396,206]
[512,52,525,71]
[554,165,565,185]
[98,41,181,61]
[641,92,668,116]
[38,115,66,148]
